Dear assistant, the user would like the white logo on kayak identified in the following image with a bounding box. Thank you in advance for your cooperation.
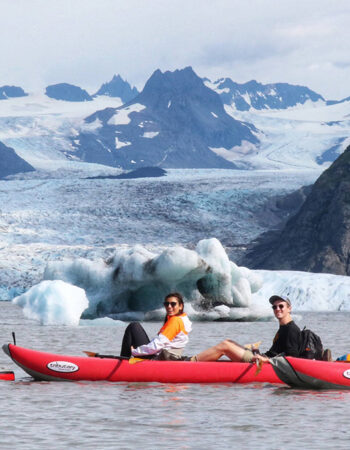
[47,361,79,373]
[343,369,350,379]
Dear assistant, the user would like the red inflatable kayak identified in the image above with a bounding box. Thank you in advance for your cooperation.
[3,343,282,384]
[0,370,14,381]
[270,356,350,389]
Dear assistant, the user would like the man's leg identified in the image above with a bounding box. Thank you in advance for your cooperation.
[195,339,252,362]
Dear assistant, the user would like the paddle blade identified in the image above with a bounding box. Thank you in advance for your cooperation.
[255,360,264,375]
[129,357,146,364]
[244,341,262,351]
[83,351,98,357]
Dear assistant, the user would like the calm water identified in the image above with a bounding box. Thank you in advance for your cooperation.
[1,302,350,449]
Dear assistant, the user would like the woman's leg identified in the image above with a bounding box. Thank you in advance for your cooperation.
[195,339,249,362]
[120,322,150,357]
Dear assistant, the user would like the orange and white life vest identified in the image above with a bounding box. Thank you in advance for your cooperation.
[131,313,192,357]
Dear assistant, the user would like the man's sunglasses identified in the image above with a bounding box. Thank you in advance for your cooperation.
[164,301,178,308]
[272,304,285,310]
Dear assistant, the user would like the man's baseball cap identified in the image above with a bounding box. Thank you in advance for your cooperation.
[269,295,291,307]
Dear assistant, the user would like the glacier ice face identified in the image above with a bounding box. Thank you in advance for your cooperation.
[43,238,263,322]
[13,280,88,326]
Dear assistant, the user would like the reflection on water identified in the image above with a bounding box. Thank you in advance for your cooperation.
[2,303,350,449]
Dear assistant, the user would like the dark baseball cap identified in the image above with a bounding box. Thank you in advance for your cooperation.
[269,295,291,307]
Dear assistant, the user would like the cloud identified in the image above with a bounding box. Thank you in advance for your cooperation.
[1,0,350,98]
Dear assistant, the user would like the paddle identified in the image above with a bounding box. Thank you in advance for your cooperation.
[83,351,145,364]
[244,341,265,375]
[83,351,129,360]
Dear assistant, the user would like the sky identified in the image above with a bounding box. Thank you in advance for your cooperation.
[1,0,350,99]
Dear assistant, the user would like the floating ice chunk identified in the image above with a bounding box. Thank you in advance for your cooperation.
[13,280,88,326]
[154,247,206,282]
[42,239,263,322]
[196,238,231,274]
[196,238,247,306]
[231,277,251,307]
[238,266,263,294]
[80,317,124,326]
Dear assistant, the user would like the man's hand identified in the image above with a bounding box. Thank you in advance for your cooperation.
[253,354,270,364]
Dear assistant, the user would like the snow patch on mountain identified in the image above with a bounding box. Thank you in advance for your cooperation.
[107,103,146,126]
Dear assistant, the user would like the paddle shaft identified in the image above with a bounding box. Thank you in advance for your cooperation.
[84,351,129,360]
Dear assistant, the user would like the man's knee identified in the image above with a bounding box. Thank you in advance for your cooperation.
[241,349,254,363]
[219,339,234,351]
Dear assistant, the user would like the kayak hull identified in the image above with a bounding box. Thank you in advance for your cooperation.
[271,356,350,389]
[3,344,282,384]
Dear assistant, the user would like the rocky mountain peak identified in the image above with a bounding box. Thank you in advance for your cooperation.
[243,145,350,275]
[94,75,138,103]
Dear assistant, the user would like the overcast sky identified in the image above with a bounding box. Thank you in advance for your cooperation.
[1,0,350,99]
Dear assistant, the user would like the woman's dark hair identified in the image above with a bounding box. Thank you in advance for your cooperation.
[163,292,184,323]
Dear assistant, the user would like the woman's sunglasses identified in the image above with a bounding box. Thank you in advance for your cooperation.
[272,304,285,310]
[164,301,178,308]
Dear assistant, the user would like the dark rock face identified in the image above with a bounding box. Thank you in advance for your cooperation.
[0,85,28,100]
[94,75,139,103]
[0,141,35,178]
[243,146,350,275]
[86,166,166,180]
[71,67,259,169]
[211,78,325,110]
[45,83,92,102]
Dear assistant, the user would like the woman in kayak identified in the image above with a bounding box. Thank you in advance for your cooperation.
[120,292,192,360]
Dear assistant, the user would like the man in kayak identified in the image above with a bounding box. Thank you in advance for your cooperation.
[191,294,301,363]
[120,292,192,360]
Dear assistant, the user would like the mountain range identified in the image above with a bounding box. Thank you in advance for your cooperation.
[0,75,139,104]
[0,66,350,175]
[206,78,325,110]
[69,67,259,169]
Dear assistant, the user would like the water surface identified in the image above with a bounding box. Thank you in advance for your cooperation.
[1,302,350,449]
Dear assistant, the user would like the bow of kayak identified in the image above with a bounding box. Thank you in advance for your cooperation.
[270,356,350,389]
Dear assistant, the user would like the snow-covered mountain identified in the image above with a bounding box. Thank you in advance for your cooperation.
[70,67,259,169]
[94,75,139,103]
[45,83,93,102]
[205,78,325,111]
[0,67,350,175]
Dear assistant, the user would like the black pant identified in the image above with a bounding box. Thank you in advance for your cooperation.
[120,322,150,357]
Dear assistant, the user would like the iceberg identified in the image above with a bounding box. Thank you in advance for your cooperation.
[42,238,263,322]
[12,239,350,326]
[13,280,88,326]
